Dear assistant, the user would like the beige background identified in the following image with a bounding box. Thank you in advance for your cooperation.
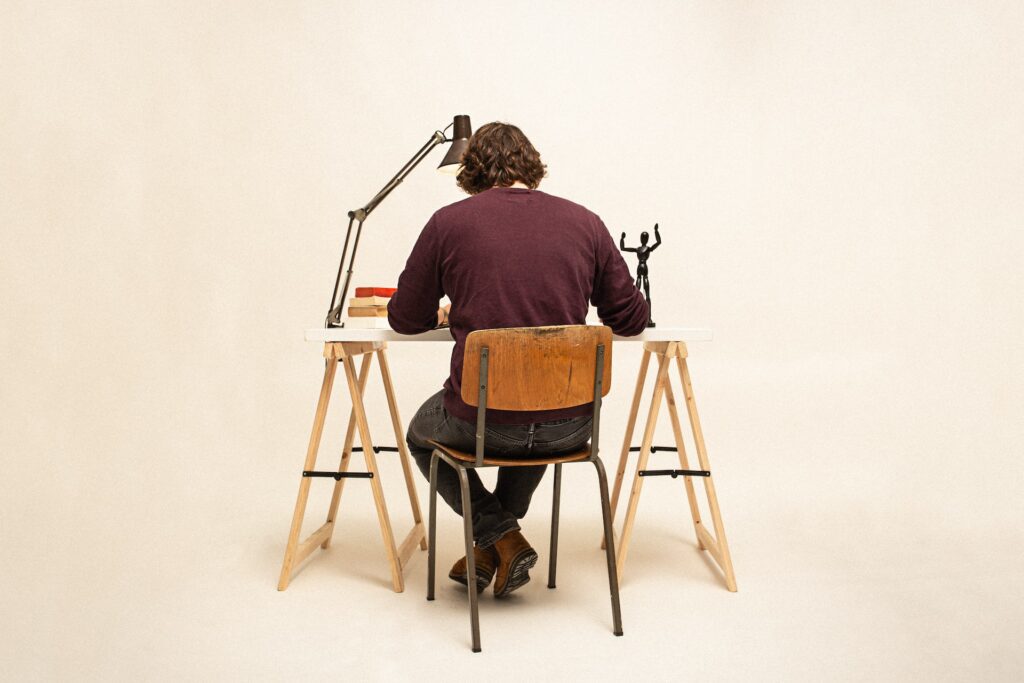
[2,1,1022,680]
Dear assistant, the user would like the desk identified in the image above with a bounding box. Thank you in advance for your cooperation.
[304,327,713,343]
[279,326,735,592]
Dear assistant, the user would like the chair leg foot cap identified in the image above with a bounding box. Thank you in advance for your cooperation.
[472,648,481,653]
[614,631,624,637]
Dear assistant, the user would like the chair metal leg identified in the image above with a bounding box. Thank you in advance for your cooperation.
[548,463,562,589]
[456,464,482,652]
[427,453,439,601]
[594,457,624,636]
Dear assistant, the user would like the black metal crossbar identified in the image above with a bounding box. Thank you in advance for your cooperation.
[300,445,402,479]
[628,445,678,453]
[638,469,710,478]
[302,471,373,479]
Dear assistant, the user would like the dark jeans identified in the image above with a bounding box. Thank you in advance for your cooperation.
[407,390,593,548]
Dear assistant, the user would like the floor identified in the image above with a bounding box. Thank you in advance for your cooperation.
[8,453,1019,682]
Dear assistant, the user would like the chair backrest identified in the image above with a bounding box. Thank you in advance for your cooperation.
[461,325,613,411]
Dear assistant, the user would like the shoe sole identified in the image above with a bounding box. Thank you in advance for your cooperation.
[494,547,538,598]
[449,569,494,594]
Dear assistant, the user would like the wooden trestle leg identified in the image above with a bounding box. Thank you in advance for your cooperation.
[277,341,427,592]
[607,341,737,591]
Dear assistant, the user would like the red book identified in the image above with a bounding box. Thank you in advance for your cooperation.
[354,286,397,297]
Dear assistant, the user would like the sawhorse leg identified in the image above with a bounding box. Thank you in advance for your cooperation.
[321,352,374,549]
[607,341,737,591]
[676,348,736,590]
[376,348,429,554]
[277,349,339,591]
[603,347,651,550]
[277,341,426,592]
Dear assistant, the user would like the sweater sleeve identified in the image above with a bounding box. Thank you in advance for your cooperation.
[387,214,445,334]
[590,220,650,336]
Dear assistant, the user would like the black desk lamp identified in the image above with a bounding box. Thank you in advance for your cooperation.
[325,114,472,327]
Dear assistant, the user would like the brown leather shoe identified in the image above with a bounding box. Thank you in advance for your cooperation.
[449,546,499,594]
[492,530,538,597]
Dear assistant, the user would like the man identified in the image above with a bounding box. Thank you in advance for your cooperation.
[388,122,648,597]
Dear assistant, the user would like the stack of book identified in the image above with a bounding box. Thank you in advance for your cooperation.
[345,287,397,328]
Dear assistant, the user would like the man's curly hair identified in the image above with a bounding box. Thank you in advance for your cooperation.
[456,122,547,195]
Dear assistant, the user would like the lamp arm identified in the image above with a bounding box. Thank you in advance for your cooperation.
[326,129,448,327]
[357,130,447,220]
[325,213,357,326]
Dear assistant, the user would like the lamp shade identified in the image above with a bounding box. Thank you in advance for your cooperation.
[438,114,472,173]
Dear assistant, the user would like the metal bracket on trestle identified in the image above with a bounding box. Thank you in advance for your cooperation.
[303,471,373,479]
[631,445,710,478]
[300,445,401,479]
[638,469,710,478]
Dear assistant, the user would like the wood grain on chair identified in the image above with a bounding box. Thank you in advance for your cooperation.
[461,325,613,411]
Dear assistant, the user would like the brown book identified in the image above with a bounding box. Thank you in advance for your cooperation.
[347,306,388,318]
[348,295,391,307]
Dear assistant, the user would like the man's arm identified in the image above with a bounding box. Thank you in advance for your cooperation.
[387,215,446,334]
[593,223,649,336]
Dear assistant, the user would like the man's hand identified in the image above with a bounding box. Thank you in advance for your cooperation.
[436,304,451,327]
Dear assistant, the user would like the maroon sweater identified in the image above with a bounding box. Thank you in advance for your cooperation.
[388,187,649,424]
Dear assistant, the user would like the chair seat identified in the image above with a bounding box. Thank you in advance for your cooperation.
[426,439,591,466]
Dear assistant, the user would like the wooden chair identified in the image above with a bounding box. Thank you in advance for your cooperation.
[426,325,622,653]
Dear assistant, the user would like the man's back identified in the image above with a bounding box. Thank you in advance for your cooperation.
[389,186,648,424]
[397,121,648,594]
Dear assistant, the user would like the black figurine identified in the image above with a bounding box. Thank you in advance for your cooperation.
[620,223,661,327]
